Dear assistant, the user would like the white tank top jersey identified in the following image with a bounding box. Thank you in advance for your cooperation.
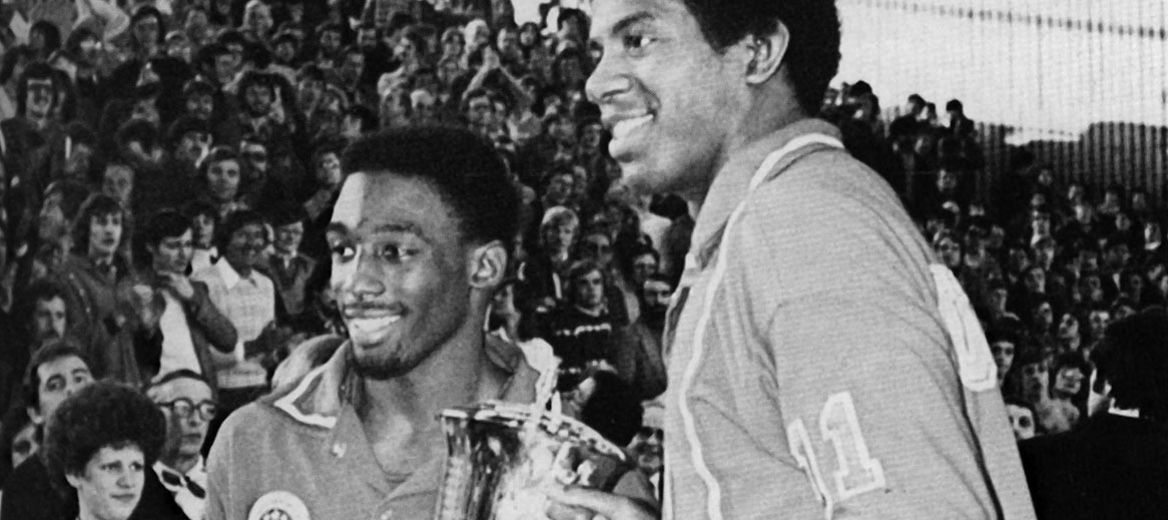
[661,119,1035,519]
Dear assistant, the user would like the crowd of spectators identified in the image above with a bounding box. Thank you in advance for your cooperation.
[827,84,1168,441]
[0,0,1161,516]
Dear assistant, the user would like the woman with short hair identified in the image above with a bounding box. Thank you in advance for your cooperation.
[43,381,167,520]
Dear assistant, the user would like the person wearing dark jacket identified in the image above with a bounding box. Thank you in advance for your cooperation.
[1021,307,1168,520]
[135,210,238,397]
[49,194,154,386]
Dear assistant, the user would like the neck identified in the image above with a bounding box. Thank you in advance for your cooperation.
[89,250,115,266]
[28,112,50,129]
[228,260,251,276]
[687,98,804,207]
[574,304,603,317]
[359,314,496,428]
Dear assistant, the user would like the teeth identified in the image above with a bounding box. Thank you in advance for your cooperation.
[348,315,401,335]
[612,114,653,140]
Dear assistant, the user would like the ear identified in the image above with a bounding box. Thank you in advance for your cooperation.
[65,472,82,489]
[468,240,508,290]
[743,22,791,86]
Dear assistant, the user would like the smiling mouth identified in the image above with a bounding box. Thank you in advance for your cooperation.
[611,114,654,141]
[346,314,403,341]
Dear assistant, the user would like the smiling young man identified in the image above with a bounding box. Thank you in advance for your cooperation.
[205,127,541,520]
[191,210,286,414]
[550,0,1035,518]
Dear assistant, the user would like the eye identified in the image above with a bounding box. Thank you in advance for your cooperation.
[376,244,416,262]
[330,243,356,261]
[622,33,655,55]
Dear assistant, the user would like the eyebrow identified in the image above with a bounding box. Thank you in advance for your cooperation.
[374,223,428,242]
[595,12,655,43]
[326,222,429,241]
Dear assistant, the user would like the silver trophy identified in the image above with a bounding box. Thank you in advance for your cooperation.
[434,401,628,520]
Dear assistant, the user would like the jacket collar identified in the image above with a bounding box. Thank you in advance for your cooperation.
[273,333,542,430]
[688,118,842,269]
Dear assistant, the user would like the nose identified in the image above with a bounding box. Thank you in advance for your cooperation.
[187,411,206,428]
[117,469,139,488]
[585,49,629,105]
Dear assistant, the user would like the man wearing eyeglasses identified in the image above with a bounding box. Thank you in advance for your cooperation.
[141,369,219,520]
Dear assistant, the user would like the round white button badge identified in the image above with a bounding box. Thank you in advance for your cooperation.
[247,490,311,520]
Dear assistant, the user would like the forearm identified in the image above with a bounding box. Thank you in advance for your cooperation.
[189,290,239,352]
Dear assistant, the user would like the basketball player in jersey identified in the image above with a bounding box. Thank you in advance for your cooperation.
[548,0,1037,518]
[205,127,545,520]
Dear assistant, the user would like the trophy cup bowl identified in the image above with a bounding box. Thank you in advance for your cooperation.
[433,401,628,520]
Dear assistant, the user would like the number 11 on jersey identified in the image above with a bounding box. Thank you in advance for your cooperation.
[788,391,887,513]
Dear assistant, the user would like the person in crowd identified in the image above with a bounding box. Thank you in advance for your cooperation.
[1049,352,1089,417]
[575,226,631,324]
[50,194,152,385]
[299,144,346,259]
[267,205,317,326]
[206,127,541,519]
[0,406,39,487]
[1,279,70,411]
[516,204,577,313]
[1022,308,1168,519]
[197,146,247,219]
[987,326,1019,390]
[43,380,169,520]
[137,117,208,217]
[542,259,618,380]
[14,279,70,351]
[139,370,218,519]
[2,340,95,520]
[184,201,220,273]
[136,209,237,389]
[1016,348,1079,435]
[1004,398,1038,441]
[552,0,1032,517]
[237,136,295,216]
[611,273,670,401]
[190,210,288,415]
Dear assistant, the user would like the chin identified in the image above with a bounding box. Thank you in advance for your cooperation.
[616,160,661,195]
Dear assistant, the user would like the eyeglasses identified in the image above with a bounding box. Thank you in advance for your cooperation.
[158,398,217,420]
